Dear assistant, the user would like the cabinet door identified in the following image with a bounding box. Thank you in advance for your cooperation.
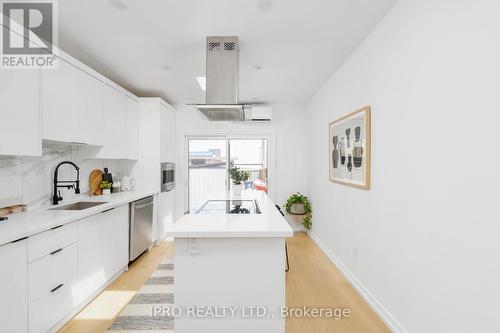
[77,205,129,302]
[0,68,41,156]
[160,105,176,162]
[125,95,139,160]
[41,57,82,143]
[0,240,28,333]
[97,84,126,159]
[80,73,105,146]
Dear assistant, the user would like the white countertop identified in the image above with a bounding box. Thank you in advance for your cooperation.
[0,190,158,246]
[166,190,293,238]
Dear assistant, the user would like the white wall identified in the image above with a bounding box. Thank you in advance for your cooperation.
[174,105,308,219]
[305,1,500,332]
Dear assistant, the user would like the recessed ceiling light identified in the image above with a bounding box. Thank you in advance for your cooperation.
[196,76,206,92]
[109,0,127,10]
[257,0,272,11]
[254,64,263,70]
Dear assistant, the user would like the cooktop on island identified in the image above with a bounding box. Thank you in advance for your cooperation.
[196,199,261,214]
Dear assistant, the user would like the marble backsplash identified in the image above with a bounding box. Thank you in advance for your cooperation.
[0,148,134,209]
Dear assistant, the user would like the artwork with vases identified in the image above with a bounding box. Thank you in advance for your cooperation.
[329,106,371,189]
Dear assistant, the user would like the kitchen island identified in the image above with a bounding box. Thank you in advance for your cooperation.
[166,190,293,333]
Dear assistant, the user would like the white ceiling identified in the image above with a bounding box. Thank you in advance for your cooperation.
[58,0,396,106]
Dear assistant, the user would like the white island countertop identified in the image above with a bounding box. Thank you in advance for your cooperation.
[166,190,293,238]
[0,190,158,246]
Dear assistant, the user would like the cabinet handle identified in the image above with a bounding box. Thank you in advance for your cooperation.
[51,225,63,230]
[135,202,153,210]
[11,236,28,243]
[50,248,63,255]
[102,207,116,213]
[51,284,64,293]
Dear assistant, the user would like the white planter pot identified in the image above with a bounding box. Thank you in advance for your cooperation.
[232,184,242,196]
[290,203,305,215]
[102,189,111,195]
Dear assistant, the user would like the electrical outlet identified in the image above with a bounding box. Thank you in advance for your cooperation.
[188,238,201,255]
[353,245,359,259]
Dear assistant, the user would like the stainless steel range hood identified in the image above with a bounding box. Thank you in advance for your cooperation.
[192,36,250,121]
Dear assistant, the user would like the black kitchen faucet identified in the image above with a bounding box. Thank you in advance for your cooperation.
[53,161,80,205]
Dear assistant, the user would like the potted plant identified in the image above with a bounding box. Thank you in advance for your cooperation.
[228,166,251,196]
[284,192,312,230]
[100,180,112,196]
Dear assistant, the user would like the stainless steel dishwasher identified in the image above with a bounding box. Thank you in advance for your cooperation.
[129,196,154,261]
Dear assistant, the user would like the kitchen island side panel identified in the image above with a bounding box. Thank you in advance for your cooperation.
[174,237,286,333]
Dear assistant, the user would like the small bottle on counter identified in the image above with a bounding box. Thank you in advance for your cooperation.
[112,179,122,193]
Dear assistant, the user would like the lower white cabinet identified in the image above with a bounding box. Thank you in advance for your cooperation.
[78,205,129,302]
[0,204,130,333]
[28,243,78,333]
[0,239,28,333]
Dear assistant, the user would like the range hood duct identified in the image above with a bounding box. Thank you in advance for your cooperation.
[207,36,238,105]
[192,36,252,121]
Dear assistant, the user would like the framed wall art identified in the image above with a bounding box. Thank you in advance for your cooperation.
[329,106,371,189]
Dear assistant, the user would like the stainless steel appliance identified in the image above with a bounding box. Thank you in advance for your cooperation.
[161,162,175,192]
[187,36,272,122]
[129,196,154,261]
[196,199,261,214]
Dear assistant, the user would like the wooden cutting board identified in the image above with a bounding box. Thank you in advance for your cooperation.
[89,169,103,196]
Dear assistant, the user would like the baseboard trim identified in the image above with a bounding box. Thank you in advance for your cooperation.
[307,231,408,333]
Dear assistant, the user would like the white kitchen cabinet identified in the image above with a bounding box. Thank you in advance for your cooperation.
[42,55,107,146]
[0,239,28,333]
[80,72,105,146]
[0,67,41,156]
[125,95,140,160]
[28,222,77,262]
[41,56,83,143]
[96,84,126,159]
[28,243,78,333]
[77,205,129,302]
[160,103,176,162]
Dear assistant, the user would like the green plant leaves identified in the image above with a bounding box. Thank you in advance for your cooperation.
[284,192,312,230]
[228,166,251,185]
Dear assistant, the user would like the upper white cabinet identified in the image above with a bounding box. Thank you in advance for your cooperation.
[96,84,126,159]
[1,35,141,158]
[42,57,84,143]
[0,239,28,333]
[42,56,105,146]
[80,72,106,146]
[125,95,140,160]
[0,67,41,156]
[160,103,176,162]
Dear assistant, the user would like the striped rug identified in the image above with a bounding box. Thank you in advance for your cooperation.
[107,258,175,333]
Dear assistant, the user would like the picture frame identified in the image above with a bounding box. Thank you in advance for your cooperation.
[329,106,371,190]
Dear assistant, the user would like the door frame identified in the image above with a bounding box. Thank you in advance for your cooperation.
[184,131,276,213]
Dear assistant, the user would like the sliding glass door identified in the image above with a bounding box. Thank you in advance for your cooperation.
[229,139,268,192]
[187,138,228,213]
[186,136,270,212]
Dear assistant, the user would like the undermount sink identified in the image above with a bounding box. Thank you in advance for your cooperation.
[49,201,107,211]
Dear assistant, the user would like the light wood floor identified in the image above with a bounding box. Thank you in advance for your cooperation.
[285,234,390,333]
[59,243,173,333]
[59,234,390,333]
